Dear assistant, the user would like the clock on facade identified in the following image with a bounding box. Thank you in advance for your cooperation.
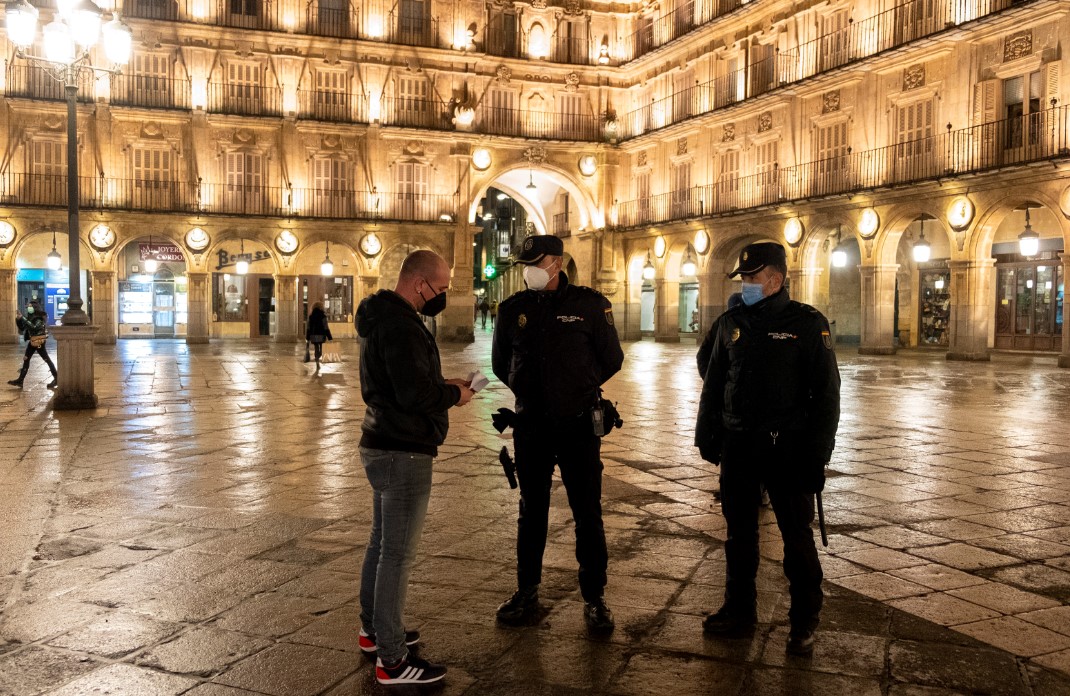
[783,217,803,246]
[858,208,880,238]
[578,155,597,177]
[947,196,974,230]
[360,233,382,256]
[185,227,210,251]
[0,221,15,247]
[275,230,299,255]
[89,224,116,250]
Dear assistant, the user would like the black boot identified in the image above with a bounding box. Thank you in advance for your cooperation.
[702,604,757,636]
[47,377,57,389]
[7,378,23,389]
[584,598,615,634]
[496,585,539,625]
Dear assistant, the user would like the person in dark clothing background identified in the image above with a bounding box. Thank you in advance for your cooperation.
[695,242,840,656]
[9,299,57,390]
[492,234,624,634]
[355,250,474,686]
[304,302,333,365]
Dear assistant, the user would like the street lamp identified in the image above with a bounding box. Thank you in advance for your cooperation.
[1017,207,1039,257]
[912,218,932,263]
[46,229,62,270]
[320,241,334,276]
[6,0,131,326]
[642,252,656,280]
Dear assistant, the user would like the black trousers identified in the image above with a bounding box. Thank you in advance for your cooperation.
[514,413,607,602]
[719,431,823,629]
[18,342,57,381]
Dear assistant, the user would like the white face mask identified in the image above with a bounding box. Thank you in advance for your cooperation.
[523,263,555,291]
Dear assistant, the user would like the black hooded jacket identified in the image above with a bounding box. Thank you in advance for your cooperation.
[356,289,460,456]
[305,307,333,342]
[695,287,840,463]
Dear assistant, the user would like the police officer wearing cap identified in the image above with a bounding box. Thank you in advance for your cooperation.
[695,241,840,655]
[492,234,624,633]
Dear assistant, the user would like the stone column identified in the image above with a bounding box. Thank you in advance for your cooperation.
[91,271,117,344]
[185,272,210,345]
[0,269,16,344]
[50,324,99,410]
[654,278,680,343]
[359,274,379,299]
[858,264,899,355]
[946,258,994,361]
[700,266,729,333]
[1060,253,1070,368]
[274,274,300,343]
[438,223,478,343]
[790,268,825,309]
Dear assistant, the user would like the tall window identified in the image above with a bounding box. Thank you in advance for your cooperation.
[227,62,262,113]
[748,43,774,97]
[486,87,517,134]
[557,93,586,138]
[317,0,349,37]
[132,147,174,209]
[673,72,693,123]
[229,0,258,16]
[671,162,693,218]
[311,157,350,216]
[717,57,740,107]
[814,121,849,193]
[313,69,348,121]
[635,170,651,223]
[395,76,430,127]
[717,149,740,209]
[818,11,849,72]
[1003,72,1042,149]
[126,53,172,108]
[554,17,586,63]
[895,99,934,170]
[225,152,265,214]
[398,0,429,43]
[395,161,429,219]
[755,140,778,190]
[30,140,65,205]
[487,7,518,57]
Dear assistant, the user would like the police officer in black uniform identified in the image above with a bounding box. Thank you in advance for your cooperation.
[492,234,624,633]
[695,242,840,655]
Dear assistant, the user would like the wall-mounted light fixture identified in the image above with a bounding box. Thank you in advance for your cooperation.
[236,239,249,275]
[321,241,334,276]
[1018,207,1039,257]
[681,247,697,277]
[642,252,655,280]
[46,229,62,270]
[912,218,931,263]
[830,226,848,268]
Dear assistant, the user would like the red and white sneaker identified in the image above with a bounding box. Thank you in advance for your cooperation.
[358,628,421,654]
[375,654,446,685]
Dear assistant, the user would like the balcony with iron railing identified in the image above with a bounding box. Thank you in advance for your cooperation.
[553,212,570,237]
[0,175,459,222]
[207,82,283,118]
[3,63,94,102]
[298,89,368,123]
[475,106,600,141]
[614,104,1070,227]
[111,74,192,110]
[378,96,452,130]
[619,0,1024,140]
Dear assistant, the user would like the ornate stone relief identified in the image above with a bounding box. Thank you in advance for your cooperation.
[1004,30,1032,62]
[722,123,735,142]
[757,112,772,132]
[637,151,648,166]
[495,65,511,84]
[524,146,547,165]
[822,90,841,114]
[563,0,583,15]
[565,72,580,92]
[677,137,688,156]
[530,0,546,8]
[903,64,925,90]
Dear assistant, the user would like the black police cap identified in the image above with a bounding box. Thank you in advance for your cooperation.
[515,235,564,265]
[728,242,786,278]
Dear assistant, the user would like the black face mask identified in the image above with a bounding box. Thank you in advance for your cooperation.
[418,286,447,317]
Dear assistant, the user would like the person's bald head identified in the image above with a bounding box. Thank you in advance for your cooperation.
[395,250,451,312]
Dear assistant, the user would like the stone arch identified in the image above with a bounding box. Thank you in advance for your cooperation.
[967,191,1069,259]
[204,230,283,276]
[875,204,955,267]
[291,235,369,277]
[467,163,601,235]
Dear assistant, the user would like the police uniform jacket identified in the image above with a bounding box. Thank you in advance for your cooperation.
[492,272,624,419]
[695,287,840,463]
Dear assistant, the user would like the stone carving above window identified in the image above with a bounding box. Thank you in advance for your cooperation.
[637,151,648,166]
[1004,30,1033,62]
[563,0,583,15]
[757,112,773,132]
[822,90,841,114]
[903,64,925,90]
[722,123,735,142]
[677,138,688,155]
[530,0,546,8]
[495,65,511,84]
[565,72,580,92]
[524,146,547,165]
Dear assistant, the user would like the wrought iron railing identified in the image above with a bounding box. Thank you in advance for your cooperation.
[3,63,95,102]
[111,74,192,109]
[378,96,451,129]
[298,89,368,123]
[619,0,1021,139]
[0,174,459,222]
[614,105,1070,227]
[475,106,600,141]
[207,82,283,117]
[553,212,570,237]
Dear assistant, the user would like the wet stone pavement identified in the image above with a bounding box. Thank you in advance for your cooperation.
[1,332,1070,695]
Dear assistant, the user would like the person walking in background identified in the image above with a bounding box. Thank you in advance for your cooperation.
[8,300,57,390]
[492,234,624,634]
[305,302,333,366]
[489,300,498,327]
[695,242,839,656]
[478,297,490,329]
[355,250,475,686]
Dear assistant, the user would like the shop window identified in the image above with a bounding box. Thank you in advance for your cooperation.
[213,273,247,322]
[302,276,353,323]
[995,252,1064,351]
[918,266,950,346]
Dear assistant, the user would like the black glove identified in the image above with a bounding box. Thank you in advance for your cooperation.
[492,408,516,434]
[803,460,827,493]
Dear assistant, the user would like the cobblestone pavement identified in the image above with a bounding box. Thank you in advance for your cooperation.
[1,332,1069,695]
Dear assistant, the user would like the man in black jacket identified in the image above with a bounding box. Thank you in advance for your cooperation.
[695,242,840,656]
[355,250,474,686]
[492,234,624,633]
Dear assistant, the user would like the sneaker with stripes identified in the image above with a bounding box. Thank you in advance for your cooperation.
[358,628,421,654]
[375,654,446,685]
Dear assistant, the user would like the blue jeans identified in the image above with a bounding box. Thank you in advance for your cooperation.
[358,447,434,664]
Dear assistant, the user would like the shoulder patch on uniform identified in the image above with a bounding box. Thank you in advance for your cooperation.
[604,308,614,326]
[821,331,832,350]
[731,327,740,342]
[518,313,527,328]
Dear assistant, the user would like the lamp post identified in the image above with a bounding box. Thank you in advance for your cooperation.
[6,0,131,408]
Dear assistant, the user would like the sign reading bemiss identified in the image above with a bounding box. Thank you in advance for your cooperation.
[139,243,184,262]
[215,249,272,271]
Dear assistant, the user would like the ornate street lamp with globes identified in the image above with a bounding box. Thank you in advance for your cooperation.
[5,0,131,408]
